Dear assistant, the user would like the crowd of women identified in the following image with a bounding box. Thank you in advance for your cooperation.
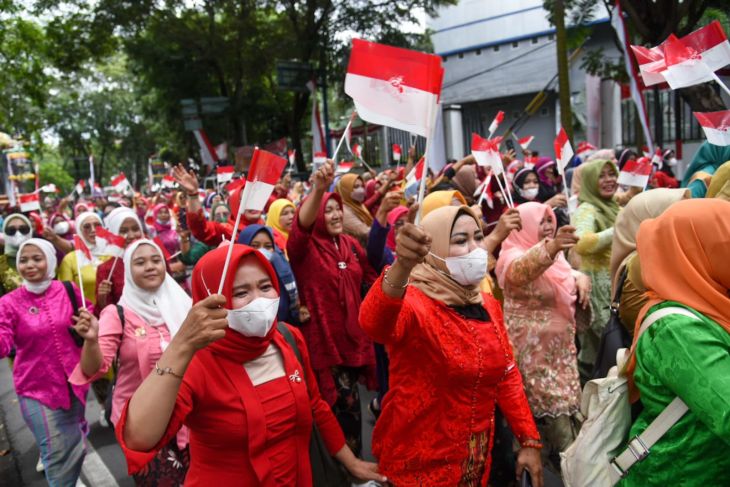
[0,140,728,487]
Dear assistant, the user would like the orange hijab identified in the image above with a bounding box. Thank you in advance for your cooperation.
[336,173,373,226]
[627,199,730,399]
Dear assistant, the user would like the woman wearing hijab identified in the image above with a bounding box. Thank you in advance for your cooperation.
[359,204,544,486]
[0,214,33,295]
[609,189,688,335]
[44,212,74,260]
[511,167,568,209]
[209,201,230,223]
[150,204,180,257]
[0,239,91,485]
[116,244,384,485]
[619,199,730,486]
[421,189,467,218]
[335,173,374,247]
[571,159,620,379]
[58,211,110,304]
[237,224,300,324]
[72,239,192,485]
[95,207,145,310]
[496,202,590,471]
[265,199,295,243]
[287,161,378,455]
[706,160,730,200]
[681,141,730,198]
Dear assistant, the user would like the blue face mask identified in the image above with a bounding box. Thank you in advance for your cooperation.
[258,248,274,261]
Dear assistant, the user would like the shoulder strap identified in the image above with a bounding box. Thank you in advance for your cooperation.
[116,305,125,328]
[62,281,79,316]
[611,265,630,308]
[277,321,301,363]
[610,306,700,480]
[112,305,126,373]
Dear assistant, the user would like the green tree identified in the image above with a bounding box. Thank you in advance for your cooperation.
[39,161,75,194]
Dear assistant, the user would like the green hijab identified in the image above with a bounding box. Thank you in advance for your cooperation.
[577,159,620,231]
[210,201,231,223]
[681,142,730,198]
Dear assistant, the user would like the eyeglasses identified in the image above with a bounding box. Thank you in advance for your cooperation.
[5,225,31,236]
[82,222,102,232]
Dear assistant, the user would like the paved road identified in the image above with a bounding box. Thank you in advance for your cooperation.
[0,356,377,486]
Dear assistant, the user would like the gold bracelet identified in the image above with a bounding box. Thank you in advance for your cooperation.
[155,362,183,379]
[383,267,409,290]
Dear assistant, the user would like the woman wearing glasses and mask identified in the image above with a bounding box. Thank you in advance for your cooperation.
[0,214,34,296]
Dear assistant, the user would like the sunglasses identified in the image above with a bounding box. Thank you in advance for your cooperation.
[82,222,102,232]
[6,225,31,236]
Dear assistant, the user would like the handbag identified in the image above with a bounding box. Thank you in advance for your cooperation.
[277,322,349,487]
[62,281,84,346]
[592,266,632,379]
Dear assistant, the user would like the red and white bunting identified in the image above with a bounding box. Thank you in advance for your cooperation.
[288,150,296,166]
[694,110,730,146]
[488,111,505,137]
[73,235,92,261]
[517,135,534,150]
[336,162,355,175]
[111,173,130,193]
[18,193,40,212]
[392,144,402,162]
[471,133,504,175]
[95,227,126,258]
[193,129,219,168]
[663,34,715,90]
[161,175,176,189]
[618,157,653,188]
[238,148,287,213]
[554,128,574,176]
[216,166,235,183]
[405,157,425,188]
[345,39,444,137]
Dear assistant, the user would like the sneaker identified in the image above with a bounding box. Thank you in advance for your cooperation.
[98,409,109,428]
[35,455,44,472]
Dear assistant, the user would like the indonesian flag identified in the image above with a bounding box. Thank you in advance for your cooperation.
[288,150,296,166]
[471,133,504,175]
[18,193,40,212]
[40,184,58,193]
[73,235,92,261]
[345,38,444,137]
[405,157,425,188]
[618,157,653,188]
[517,135,534,150]
[111,173,131,193]
[193,129,219,168]
[523,156,537,170]
[392,144,402,162]
[488,111,505,136]
[554,128,574,176]
[237,148,287,213]
[313,151,327,168]
[307,81,327,157]
[226,178,246,193]
[336,162,355,175]
[215,143,228,161]
[352,143,362,159]
[630,44,667,86]
[576,141,597,155]
[161,175,176,189]
[474,173,494,209]
[95,227,126,257]
[75,180,86,195]
[662,34,715,90]
[694,110,730,146]
[216,166,235,183]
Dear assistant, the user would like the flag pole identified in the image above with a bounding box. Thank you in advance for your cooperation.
[108,256,120,279]
[415,103,440,226]
[331,112,356,163]
[711,73,730,97]
[217,208,244,294]
[493,174,513,209]
[75,250,87,309]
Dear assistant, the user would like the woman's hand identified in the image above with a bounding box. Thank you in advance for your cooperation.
[394,204,431,272]
[545,193,568,208]
[575,272,592,309]
[545,225,579,258]
[313,160,335,191]
[516,447,543,487]
[170,294,229,355]
[493,208,522,242]
[172,164,199,194]
[375,191,404,226]
[343,458,388,484]
[72,308,99,342]
[97,279,112,298]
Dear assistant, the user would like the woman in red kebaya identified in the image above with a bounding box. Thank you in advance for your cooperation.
[359,204,544,486]
[116,244,384,486]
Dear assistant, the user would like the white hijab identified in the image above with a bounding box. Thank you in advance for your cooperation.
[18,238,57,294]
[75,211,107,263]
[104,207,141,236]
[118,239,191,335]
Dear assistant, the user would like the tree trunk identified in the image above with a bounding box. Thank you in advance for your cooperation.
[291,91,311,172]
[554,0,574,141]
[677,82,727,112]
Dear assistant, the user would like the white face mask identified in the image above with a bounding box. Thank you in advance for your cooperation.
[53,222,70,235]
[432,247,489,286]
[667,157,678,167]
[5,233,31,248]
[519,187,539,201]
[351,187,366,203]
[227,296,280,337]
[258,248,273,261]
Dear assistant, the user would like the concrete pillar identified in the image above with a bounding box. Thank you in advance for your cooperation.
[443,104,465,159]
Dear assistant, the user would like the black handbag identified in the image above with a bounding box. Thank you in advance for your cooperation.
[277,323,349,487]
[592,266,633,379]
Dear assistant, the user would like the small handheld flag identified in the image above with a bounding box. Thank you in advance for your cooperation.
[554,128,574,207]
[392,144,402,162]
[618,157,653,189]
[216,166,235,184]
[18,193,40,213]
[488,111,505,138]
[694,110,730,146]
[95,227,126,258]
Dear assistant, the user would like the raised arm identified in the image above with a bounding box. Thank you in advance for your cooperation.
[298,161,334,230]
[505,226,578,287]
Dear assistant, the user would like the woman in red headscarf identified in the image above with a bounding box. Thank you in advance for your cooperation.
[115,244,384,485]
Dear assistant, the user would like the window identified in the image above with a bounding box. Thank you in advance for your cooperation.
[493,45,500,52]
[458,52,464,59]
[443,56,448,62]
[512,41,519,49]
[540,107,549,117]
[532,37,539,44]
[476,49,481,55]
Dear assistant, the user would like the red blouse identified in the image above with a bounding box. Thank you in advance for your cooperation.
[95,256,125,309]
[359,275,540,486]
[115,326,345,486]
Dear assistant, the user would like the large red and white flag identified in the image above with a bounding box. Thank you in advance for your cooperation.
[345,39,444,137]
[488,111,505,137]
[662,34,715,89]
[392,144,402,162]
[193,129,219,168]
[471,133,504,175]
[405,157,425,188]
[238,148,287,213]
[18,193,40,212]
[111,173,131,193]
[618,157,653,188]
[694,110,730,146]
[554,128,574,176]
[73,235,92,261]
[307,81,327,157]
[216,166,235,183]
[95,227,126,257]
[336,162,355,175]
[517,135,534,150]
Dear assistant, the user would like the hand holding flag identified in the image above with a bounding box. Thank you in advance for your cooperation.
[554,128,574,208]
[471,134,513,208]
